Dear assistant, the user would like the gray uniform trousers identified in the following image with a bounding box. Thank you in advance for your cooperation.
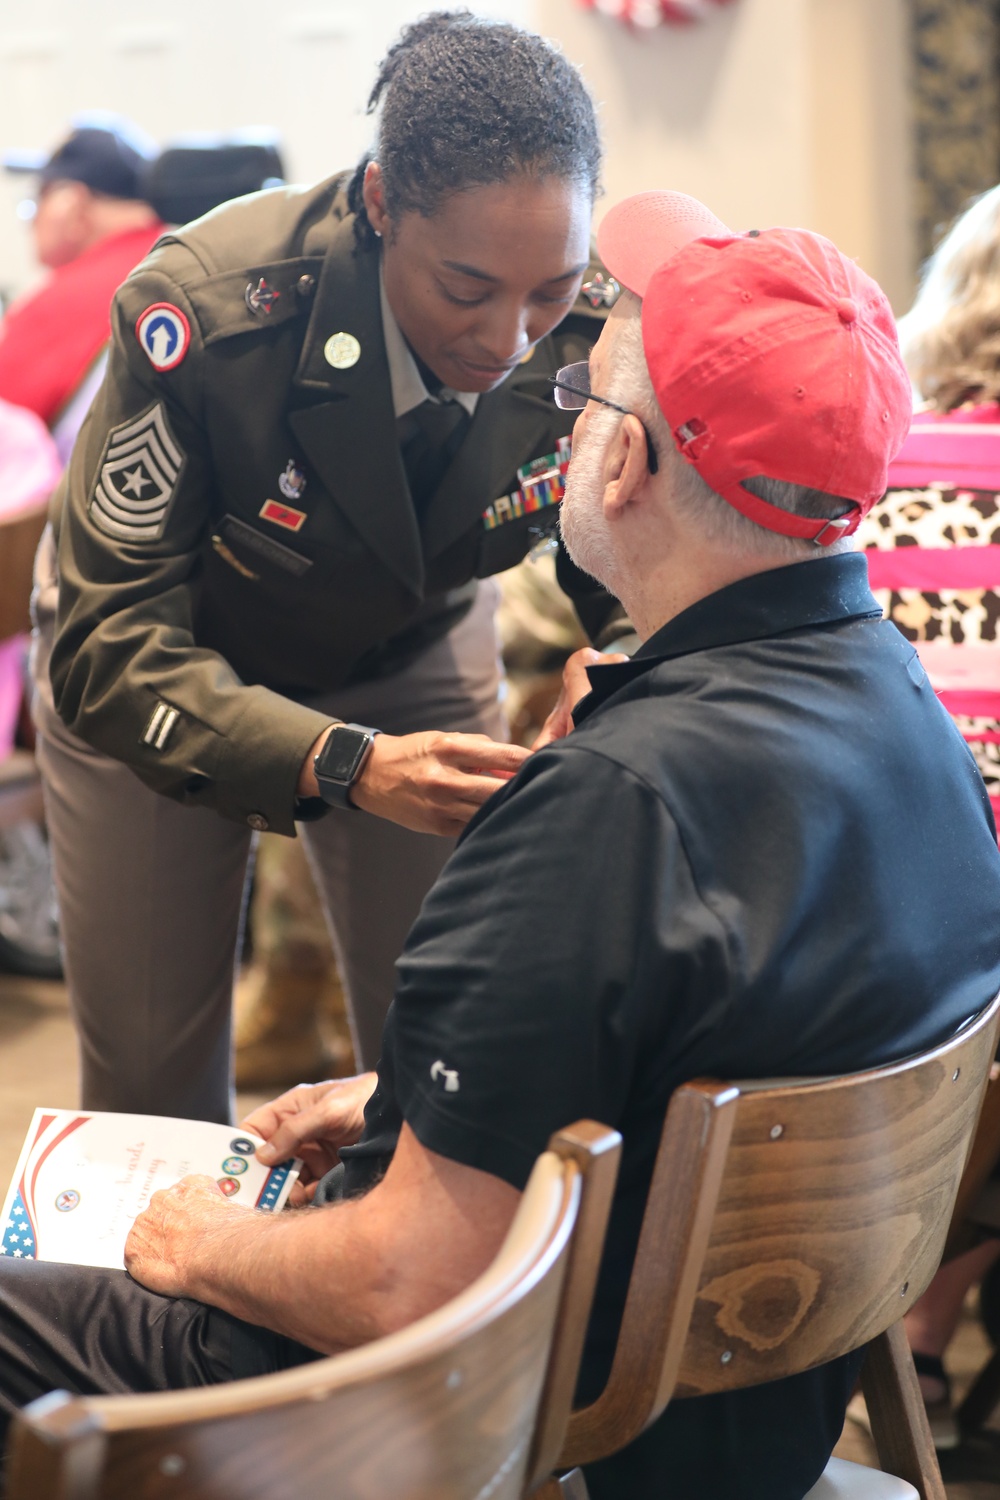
[31,529,505,1121]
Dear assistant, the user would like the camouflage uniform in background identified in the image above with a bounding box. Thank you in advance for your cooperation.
[235,832,354,1088]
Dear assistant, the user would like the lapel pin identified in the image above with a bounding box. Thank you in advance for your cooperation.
[246,278,280,315]
[324,331,361,369]
[278,460,307,501]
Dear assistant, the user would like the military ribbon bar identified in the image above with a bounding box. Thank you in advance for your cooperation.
[483,435,572,531]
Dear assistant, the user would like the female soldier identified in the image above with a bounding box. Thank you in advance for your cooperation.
[33,12,622,1119]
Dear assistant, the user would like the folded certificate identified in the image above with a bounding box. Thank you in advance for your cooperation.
[1,1109,301,1269]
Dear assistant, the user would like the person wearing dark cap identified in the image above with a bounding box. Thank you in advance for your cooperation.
[3,191,999,1500]
[0,116,164,455]
[143,138,285,227]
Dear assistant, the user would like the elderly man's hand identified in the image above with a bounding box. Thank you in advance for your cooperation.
[241,1073,379,1203]
[124,1175,244,1298]
[532,648,628,749]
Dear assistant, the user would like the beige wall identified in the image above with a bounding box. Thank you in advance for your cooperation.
[0,0,915,312]
[531,0,915,312]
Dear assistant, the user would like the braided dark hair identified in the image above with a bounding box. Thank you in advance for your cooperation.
[347,10,601,248]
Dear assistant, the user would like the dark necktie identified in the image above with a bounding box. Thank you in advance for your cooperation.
[397,398,471,518]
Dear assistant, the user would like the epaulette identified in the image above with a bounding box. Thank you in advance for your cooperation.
[183,257,325,347]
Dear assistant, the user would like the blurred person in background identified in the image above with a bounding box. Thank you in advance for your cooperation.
[0,400,62,978]
[0,115,163,463]
[857,182,1000,1454]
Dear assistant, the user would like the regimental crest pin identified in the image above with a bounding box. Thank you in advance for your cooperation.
[89,403,186,542]
[246,277,280,315]
[278,460,307,501]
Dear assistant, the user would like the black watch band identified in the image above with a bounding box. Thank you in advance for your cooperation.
[314,723,381,809]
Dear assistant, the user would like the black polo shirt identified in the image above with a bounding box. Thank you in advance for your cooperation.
[343,552,1000,1499]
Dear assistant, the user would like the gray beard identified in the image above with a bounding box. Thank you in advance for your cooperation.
[559,422,622,595]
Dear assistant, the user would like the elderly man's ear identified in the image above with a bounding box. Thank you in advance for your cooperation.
[603,413,654,518]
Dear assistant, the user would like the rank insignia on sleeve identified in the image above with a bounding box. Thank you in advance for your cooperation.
[141,700,180,752]
[136,303,190,371]
[260,498,307,532]
[482,435,572,531]
[89,403,185,542]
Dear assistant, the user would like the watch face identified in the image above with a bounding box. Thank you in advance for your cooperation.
[318,727,370,784]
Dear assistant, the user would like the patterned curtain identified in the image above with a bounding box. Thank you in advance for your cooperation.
[911,0,1000,266]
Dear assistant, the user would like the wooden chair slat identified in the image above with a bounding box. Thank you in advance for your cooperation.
[554,992,1000,1496]
[6,1124,622,1500]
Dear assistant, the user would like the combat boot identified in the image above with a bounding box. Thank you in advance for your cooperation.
[234,965,355,1090]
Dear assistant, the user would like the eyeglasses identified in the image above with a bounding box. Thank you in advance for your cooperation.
[550,361,659,474]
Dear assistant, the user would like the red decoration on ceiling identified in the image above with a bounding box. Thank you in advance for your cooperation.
[576,0,735,26]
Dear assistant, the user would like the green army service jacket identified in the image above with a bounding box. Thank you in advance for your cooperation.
[50,174,620,834]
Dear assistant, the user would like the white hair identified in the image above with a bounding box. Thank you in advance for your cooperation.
[604,296,856,559]
[897,182,1000,410]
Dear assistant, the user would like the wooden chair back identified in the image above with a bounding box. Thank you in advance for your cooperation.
[5,1122,622,1500]
[559,992,1000,1474]
[0,502,47,642]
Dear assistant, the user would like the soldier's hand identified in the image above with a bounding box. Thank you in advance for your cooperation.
[242,1074,379,1199]
[350,731,529,835]
[532,648,627,749]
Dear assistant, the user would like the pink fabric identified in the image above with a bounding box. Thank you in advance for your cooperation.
[0,398,61,521]
[866,544,1000,591]
[865,402,1000,844]
[887,403,1000,490]
[913,642,1000,692]
[0,635,24,758]
[937,692,1000,719]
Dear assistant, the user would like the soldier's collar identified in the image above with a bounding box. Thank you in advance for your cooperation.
[293,213,385,395]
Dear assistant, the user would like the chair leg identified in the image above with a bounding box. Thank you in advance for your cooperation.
[860,1323,946,1500]
[956,1347,1000,1434]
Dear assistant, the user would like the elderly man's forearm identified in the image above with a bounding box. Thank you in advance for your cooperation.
[185,1201,402,1353]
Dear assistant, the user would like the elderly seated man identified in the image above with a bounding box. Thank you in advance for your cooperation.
[2,194,1000,1500]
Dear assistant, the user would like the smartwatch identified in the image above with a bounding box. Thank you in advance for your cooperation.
[314,723,381,809]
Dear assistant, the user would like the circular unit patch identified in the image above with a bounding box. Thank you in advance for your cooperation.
[324,331,361,370]
[221,1156,248,1176]
[136,303,191,372]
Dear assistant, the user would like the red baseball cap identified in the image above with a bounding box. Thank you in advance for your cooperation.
[597,192,913,544]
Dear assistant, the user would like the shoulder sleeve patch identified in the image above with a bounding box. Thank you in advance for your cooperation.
[89,402,186,543]
[136,303,190,370]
